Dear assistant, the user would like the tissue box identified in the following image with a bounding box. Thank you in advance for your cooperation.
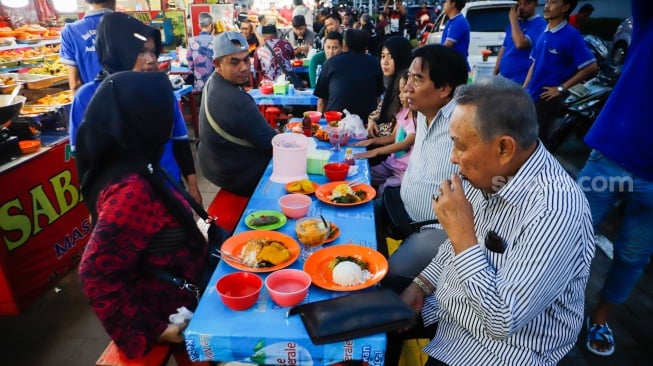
[306,149,331,174]
[273,81,290,95]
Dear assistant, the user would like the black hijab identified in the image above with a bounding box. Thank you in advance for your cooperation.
[95,11,162,79]
[379,36,413,125]
[76,71,174,221]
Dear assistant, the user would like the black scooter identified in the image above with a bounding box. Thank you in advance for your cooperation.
[548,35,621,152]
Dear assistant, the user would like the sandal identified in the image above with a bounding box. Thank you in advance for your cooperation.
[586,316,615,356]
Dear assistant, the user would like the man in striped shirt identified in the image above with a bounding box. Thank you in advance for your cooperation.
[382,45,468,366]
[402,78,595,365]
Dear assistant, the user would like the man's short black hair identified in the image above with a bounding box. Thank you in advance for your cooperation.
[325,31,343,45]
[579,3,595,13]
[411,44,468,98]
[344,29,369,53]
[325,13,342,24]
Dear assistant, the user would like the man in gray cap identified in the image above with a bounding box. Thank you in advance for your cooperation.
[197,31,278,197]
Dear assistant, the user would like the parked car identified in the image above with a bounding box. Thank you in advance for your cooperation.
[426,0,515,68]
[610,16,632,66]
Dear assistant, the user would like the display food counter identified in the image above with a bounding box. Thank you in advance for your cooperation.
[0,130,90,315]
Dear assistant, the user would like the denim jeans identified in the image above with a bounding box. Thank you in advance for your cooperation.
[578,149,653,303]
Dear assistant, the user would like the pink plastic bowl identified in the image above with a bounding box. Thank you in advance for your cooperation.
[265,269,311,307]
[216,272,263,311]
[323,162,349,181]
[303,111,322,124]
[278,193,312,219]
[324,111,343,123]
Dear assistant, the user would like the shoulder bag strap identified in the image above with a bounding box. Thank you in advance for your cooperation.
[202,79,255,148]
[157,164,213,222]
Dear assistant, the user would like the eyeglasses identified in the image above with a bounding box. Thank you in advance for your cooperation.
[485,230,505,254]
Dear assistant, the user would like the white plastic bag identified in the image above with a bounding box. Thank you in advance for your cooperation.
[338,109,367,140]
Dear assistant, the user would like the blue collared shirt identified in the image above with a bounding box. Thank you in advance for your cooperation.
[420,143,595,365]
[527,21,595,101]
[441,13,470,70]
[499,15,547,84]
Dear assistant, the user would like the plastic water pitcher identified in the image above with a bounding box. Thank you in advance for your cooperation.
[472,61,494,83]
[270,133,309,183]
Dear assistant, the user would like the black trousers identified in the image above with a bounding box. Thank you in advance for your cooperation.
[425,357,449,366]
[535,95,565,148]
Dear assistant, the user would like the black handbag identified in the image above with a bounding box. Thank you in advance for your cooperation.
[288,289,416,345]
[382,187,438,240]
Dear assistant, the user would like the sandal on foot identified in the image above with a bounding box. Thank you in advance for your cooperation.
[586,316,615,356]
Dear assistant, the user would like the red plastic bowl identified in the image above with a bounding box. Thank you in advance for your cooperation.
[216,272,263,311]
[323,162,349,181]
[260,85,273,95]
[303,111,322,124]
[265,269,311,307]
[324,111,343,123]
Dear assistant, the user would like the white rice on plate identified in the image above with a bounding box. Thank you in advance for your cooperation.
[332,261,372,286]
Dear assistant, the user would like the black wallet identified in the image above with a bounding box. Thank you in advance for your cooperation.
[288,288,417,345]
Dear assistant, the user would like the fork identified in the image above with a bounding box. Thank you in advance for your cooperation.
[347,179,365,187]
[213,249,246,265]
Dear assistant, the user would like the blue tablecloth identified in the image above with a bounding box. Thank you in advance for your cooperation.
[172,84,192,101]
[184,139,386,365]
[248,88,318,106]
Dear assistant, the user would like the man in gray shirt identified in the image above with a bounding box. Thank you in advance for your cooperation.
[286,15,316,59]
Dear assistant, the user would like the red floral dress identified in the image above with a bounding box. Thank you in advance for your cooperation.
[79,174,206,358]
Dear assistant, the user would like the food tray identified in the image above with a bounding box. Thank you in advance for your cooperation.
[3,72,65,89]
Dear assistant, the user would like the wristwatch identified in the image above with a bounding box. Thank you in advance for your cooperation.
[412,277,433,297]
[557,85,565,93]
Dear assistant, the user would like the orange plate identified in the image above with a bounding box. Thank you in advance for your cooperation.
[285,180,319,194]
[303,244,388,291]
[324,222,340,243]
[286,121,319,132]
[18,139,41,154]
[315,181,376,206]
[220,230,300,273]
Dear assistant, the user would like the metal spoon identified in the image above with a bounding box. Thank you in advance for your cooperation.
[319,214,331,234]
[8,83,22,105]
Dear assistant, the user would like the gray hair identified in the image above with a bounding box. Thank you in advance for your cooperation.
[198,12,214,28]
[453,77,539,149]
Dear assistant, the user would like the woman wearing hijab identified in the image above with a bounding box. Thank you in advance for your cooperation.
[76,71,207,359]
[69,11,203,204]
[366,36,413,138]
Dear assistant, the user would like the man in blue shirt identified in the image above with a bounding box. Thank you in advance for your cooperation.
[494,0,546,84]
[59,0,114,94]
[581,0,653,357]
[524,0,597,147]
[441,0,470,70]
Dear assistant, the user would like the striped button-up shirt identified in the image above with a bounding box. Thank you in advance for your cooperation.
[400,100,459,224]
[420,143,595,365]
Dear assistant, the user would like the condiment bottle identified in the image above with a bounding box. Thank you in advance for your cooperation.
[302,113,312,137]
[344,148,355,165]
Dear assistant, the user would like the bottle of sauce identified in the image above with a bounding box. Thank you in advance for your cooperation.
[344,148,355,165]
[302,113,312,137]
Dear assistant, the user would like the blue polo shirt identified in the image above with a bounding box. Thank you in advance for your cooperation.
[441,13,470,70]
[59,8,113,84]
[527,21,595,101]
[584,0,652,180]
[499,15,546,84]
[69,80,186,182]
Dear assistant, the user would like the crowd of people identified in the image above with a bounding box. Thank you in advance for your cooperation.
[63,0,651,364]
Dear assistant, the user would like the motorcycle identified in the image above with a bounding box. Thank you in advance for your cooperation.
[547,35,621,152]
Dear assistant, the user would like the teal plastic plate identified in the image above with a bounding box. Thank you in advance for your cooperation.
[245,210,287,231]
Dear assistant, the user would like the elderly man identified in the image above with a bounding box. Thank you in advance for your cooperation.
[198,32,278,197]
[402,77,594,365]
[186,12,215,92]
[314,29,383,122]
[379,45,468,366]
[287,15,316,58]
[493,0,546,84]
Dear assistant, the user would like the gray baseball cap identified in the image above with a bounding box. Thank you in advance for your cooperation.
[213,31,249,59]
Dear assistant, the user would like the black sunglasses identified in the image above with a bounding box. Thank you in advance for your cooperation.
[485,230,505,254]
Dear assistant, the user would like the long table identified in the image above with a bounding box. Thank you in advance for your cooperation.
[248,88,317,106]
[184,138,386,365]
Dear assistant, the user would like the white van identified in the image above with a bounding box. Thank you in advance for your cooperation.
[427,0,516,68]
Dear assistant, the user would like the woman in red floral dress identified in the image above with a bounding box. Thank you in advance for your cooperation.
[75,71,207,359]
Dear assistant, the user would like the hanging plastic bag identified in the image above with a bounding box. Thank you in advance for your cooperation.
[338,109,368,140]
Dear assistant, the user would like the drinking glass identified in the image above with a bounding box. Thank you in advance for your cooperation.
[327,127,349,151]
[295,217,329,260]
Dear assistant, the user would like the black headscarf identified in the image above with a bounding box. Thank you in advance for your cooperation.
[95,11,162,79]
[76,71,174,221]
[379,36,413,125]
